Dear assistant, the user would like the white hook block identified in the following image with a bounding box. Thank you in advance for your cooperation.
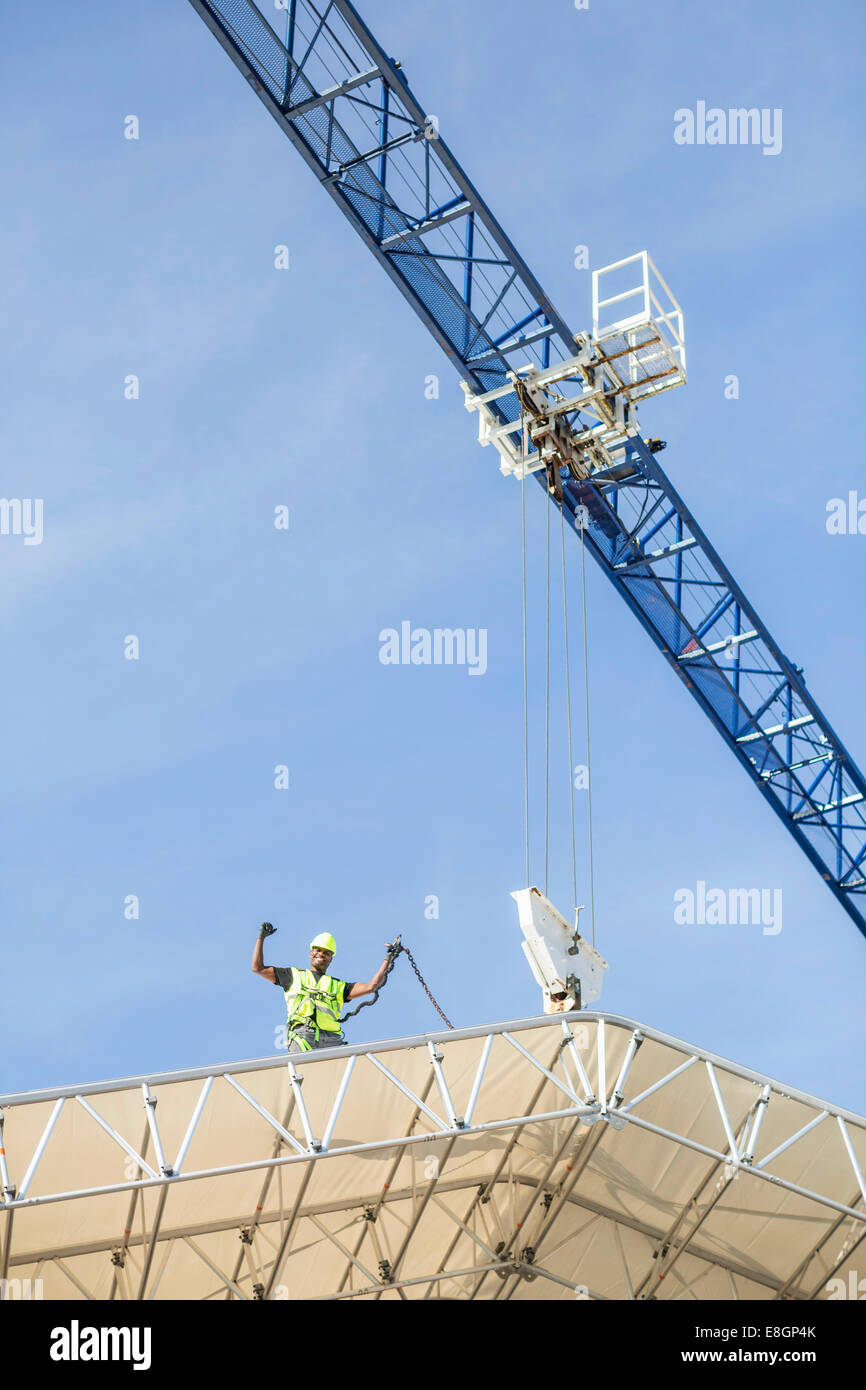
[511,886,609,1012]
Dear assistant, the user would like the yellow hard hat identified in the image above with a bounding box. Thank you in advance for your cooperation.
[310,932,337,956]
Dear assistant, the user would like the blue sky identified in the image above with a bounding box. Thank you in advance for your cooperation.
[2,0,865,1113]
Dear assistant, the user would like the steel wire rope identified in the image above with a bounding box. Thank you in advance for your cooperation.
[560,505,579,928]
[577,506,597,947]
[544,483,551,896]
[521,407,530,889]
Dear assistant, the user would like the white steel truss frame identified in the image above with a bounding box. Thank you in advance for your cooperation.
[1,1012,864,1301]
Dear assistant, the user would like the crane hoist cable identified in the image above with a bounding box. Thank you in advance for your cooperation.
[544,485,551,898]
[515,382,598,947]
[518,401,577,927]
[521,406,530,890]
[578,507,597,948]
[561,502,579,932]
[340,937,454,1030]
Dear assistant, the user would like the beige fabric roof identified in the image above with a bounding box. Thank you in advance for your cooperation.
[1,1013,864,1300]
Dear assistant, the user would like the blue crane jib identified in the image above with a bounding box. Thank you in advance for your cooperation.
[188,0,866,940]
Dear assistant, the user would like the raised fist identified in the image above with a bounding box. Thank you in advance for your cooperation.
[259,922,277,938]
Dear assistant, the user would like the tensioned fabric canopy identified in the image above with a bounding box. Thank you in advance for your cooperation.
[1,1012,864,1300]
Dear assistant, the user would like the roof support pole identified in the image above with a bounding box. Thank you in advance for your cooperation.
[704,1061,740,1160]
[496,1122,608,1301]
[632,1110,753,1299]
[286,1061,320,1151]
[320,1055,357,1151]
[609,1029,644,1109]
[223,1073,306,1154]
[742,1085,771,1163]
[775,1192,865,1300]
[804,1217,866,1301]
[145,1237,175,1301]
[620,1055,698,1113]
[462,1032,493,1126]
[623,1110,866,1223]
[314,1258,518,1301]
[54,1257,96,1300]
[339,1071,437,1295]
[307,1213,379,1287]
[426,1036,570,1300]
[173,1076,214,1174]
[74,1095,157,1178]
[560,1020,597,1104]
[364,1053,447,1131]
[109,1122,151,1301]
[837,1117,866,1206]
[0,1110,12,1199]
[263,1164,315,1298]
[501,1032,582,1106]
[429,1193,499,1263]
[0,1211,13,1289]
[754,1111,829,1170]
[530,1262,607,1298]
[16,1097,64,1200]
[374,1135,459,1297]
[0,1107,14,1288]
[183,1236,248,1301]
[227,1097,296,1296]
[141,1084,172,1177]
[427,1041,461,1128]
[597,1018,607,1110]
[612,1221,635,1299]
[137,1185,169,1300]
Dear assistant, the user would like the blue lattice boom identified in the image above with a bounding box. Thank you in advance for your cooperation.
[189,0,866,938]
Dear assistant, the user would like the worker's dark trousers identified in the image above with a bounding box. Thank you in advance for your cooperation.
[286,1027,345,1055]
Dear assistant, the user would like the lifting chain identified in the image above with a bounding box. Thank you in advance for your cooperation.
[402,945,454,1030]
[340,936,454,1030]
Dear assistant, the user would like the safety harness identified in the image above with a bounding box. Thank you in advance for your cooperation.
[284,969,348,1051]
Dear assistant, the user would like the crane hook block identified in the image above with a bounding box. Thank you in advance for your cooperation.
[511,887,609,1013]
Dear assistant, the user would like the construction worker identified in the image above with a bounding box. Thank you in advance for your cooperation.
[251,923,396,1053]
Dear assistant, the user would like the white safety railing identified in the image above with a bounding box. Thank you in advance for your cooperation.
[592,251,686,399]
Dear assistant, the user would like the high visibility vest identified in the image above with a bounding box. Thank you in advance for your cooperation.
[283,968,347,1038]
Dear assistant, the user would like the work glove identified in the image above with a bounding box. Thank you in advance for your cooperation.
[258,922,277,939]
